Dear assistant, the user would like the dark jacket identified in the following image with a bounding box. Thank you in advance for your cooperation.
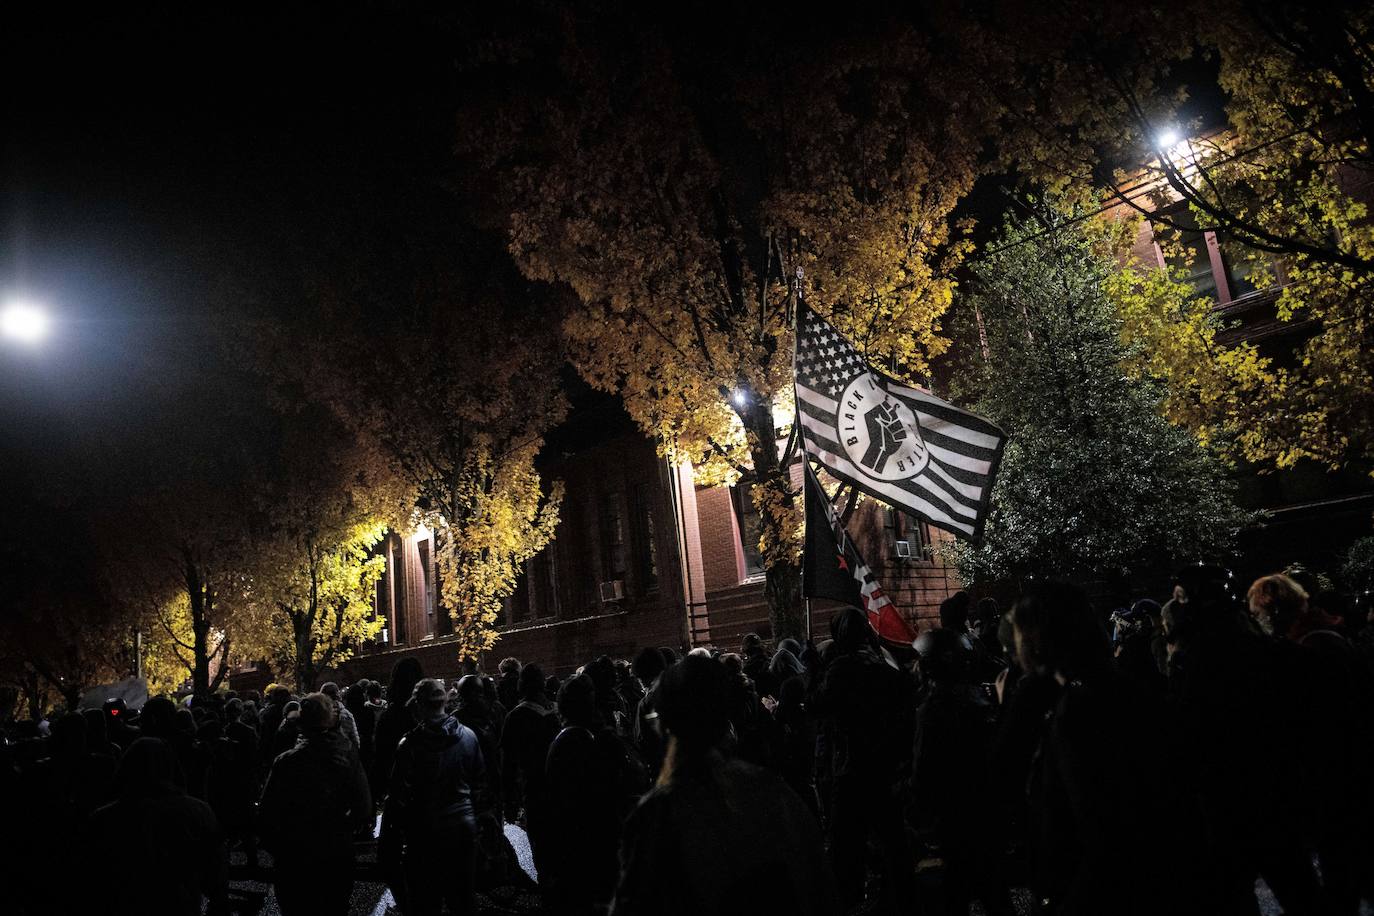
[386,713,485,833]
[86,792,226,916]
[911,682,998,846]
[1028,671,1179,916]
[811,645,914,784]
[372,701,413,800]
[611,756,836,916]
[259,728,372,863]
[500,699,560,817]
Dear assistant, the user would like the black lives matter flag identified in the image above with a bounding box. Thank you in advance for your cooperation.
[803,461,916,647]
[794,303,1006,541]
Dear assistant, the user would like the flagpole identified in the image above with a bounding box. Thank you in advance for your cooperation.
[792,267,812,644]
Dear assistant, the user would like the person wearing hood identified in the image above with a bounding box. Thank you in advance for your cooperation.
[259,692,372,916]
[384,677,486,916]
[768,638,806,690]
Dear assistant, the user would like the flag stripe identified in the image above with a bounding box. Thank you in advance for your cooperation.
[886,382,1006,439]
[796,411,981,519]
[914,410,1004,451]
[812,448,977,536]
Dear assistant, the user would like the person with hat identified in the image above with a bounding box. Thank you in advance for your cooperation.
[258,692,372,916]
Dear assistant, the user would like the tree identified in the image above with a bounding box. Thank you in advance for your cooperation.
[459,5,992,636]
[240,521,387,692]
[103,380,270,699]
[233,406,404,691]
[255,228,568,661]
[955,0,1374,473]
[944,203,1250,585]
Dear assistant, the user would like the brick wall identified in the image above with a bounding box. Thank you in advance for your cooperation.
[697,486,745,593]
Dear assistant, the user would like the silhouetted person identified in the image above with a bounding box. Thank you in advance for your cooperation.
[611,654,836,916]
[373,656,424,800]
[497,656,523,711]
[84,737,228,916]
[631,647,668,778]
[208,699,262,870]
[270,700,302,760]
[501,662,560,886]
[811,606,917,912]
[1012,581,1196,915]
[320,681,359,749]
[344,680,376,778]
[258,685,291,764]
[771,675,819,815]
[384,678,485,916]
[545,673,646,915]
[455,674,510,887]
[258,692,372,916]
[741,632,778,700]
[911,628,1014,916]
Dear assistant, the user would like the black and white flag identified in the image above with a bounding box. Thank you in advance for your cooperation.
[793,303,1006,541]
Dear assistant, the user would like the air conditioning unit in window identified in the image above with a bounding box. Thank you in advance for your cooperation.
[895,540,913,558]
[599,580,625,602]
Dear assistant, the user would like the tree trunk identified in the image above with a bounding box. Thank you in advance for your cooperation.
[293,615,318,693]
[744,402,804,640]
[183,556,215,698]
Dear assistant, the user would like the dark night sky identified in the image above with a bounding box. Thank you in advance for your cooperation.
[2,7,468,484]
[2,5,1226,496]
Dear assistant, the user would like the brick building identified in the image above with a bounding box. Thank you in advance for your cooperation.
[289,395,962,687]
[1106,143,1374,581]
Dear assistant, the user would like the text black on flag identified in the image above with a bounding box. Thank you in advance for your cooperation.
[794,304,1006,541]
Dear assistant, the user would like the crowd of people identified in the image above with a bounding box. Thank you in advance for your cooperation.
[3,565,1372,916]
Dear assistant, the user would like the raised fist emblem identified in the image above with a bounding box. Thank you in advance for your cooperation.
[861,400,908,473]
[838,374,930,481]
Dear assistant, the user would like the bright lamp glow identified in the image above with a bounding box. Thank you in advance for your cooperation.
[732,389,748,407]
[1,301,50,344]
[1155,128,1180,149]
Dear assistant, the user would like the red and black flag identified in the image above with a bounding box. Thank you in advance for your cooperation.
[802,460,916,648]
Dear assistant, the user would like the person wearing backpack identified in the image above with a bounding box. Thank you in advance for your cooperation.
[545,672,647,915]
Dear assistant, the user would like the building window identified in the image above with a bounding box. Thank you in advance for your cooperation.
[390,537,406,645]
[731,480,766,579]
[1158,208,1218,301]
[529,550,560,619]
[887,508,930,560]
[600,492,628,584]
[374,569,390,644]
[1153,209,1273,304]
[417,536,436,637]
[631,482,659,593]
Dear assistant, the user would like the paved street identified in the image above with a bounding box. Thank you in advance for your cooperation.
[211,818,1335,916]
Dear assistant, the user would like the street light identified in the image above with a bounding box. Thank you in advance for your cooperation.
[1,300,50,344]
[1155,128,1181,150]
